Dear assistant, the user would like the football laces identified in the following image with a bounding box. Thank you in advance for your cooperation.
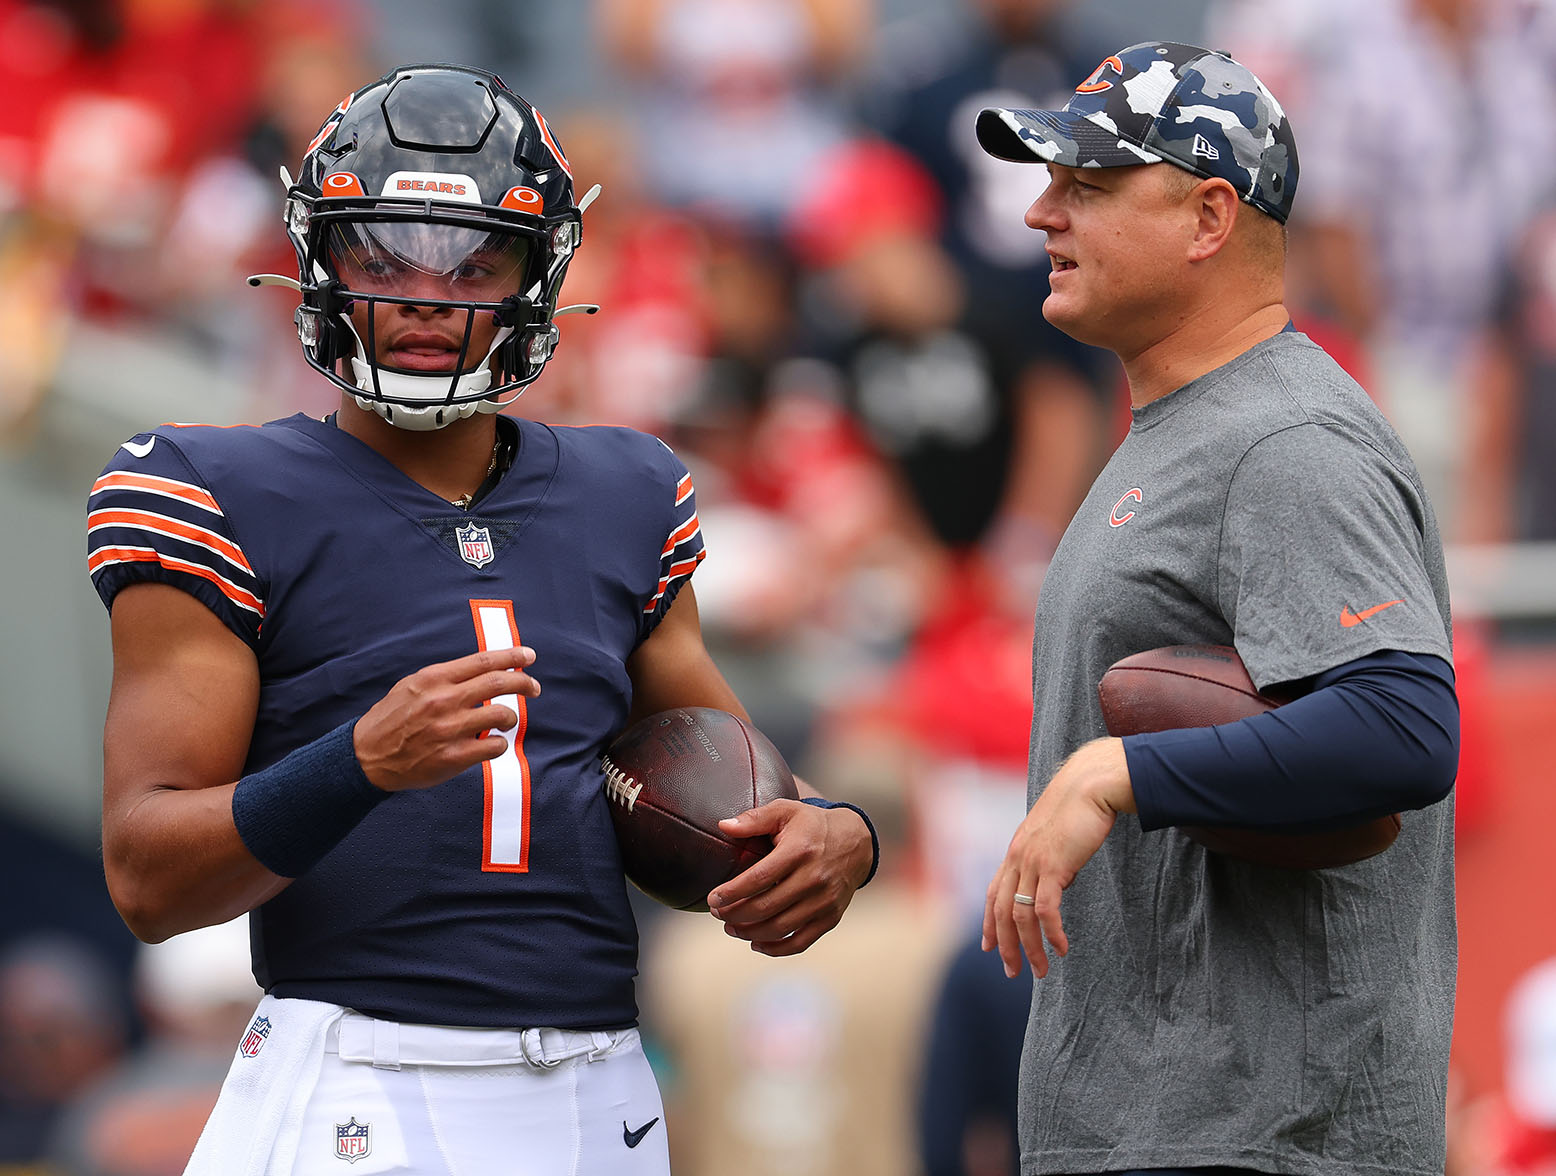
[600,755,643,812]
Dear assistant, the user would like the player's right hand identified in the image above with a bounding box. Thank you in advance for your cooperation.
[353,647,540,793]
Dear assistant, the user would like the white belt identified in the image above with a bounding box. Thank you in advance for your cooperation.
[327,1012,632,1072]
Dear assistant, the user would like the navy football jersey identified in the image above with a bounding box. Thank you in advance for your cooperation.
[87,413,705,1029]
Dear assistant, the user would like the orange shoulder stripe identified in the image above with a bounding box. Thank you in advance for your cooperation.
[660,513,701,556]
[90,471,222,513]
[642,549,707,613]
[87,509,253,574]
[87,547,264,617]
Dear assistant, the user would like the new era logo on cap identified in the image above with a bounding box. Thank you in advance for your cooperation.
[974,41,1298,224]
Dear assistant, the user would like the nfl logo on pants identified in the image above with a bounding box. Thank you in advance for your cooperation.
[336,1118,371,1164]
[239,1015,271,1058]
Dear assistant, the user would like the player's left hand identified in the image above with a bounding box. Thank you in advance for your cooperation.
[983,737,1133,979]
[707,800,872,956]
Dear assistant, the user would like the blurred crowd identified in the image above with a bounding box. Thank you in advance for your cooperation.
[3,0,1556,1173]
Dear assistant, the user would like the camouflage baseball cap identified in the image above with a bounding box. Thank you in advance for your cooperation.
[975,42,1298,224]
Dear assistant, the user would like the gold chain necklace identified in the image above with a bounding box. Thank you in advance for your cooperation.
[452,433,504,510]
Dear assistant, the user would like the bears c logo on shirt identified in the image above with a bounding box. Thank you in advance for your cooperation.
[1110,488,1143,527]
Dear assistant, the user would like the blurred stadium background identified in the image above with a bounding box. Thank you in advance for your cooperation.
[3,0,1555,1173]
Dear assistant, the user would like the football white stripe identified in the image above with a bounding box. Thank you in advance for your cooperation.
[475,604,528,869]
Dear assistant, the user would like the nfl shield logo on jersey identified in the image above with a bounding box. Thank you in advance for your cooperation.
[239,1014,271,1058]
[335,1118,371,1163]
[456,522,494,568]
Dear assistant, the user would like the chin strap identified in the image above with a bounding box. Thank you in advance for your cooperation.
[348,390,483,432]
[344,317,510,432]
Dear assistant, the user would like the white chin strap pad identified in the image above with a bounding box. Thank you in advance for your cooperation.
[347,358,500,433]
[349,393,480,432]
[348,393,508,432]
[341,314,517,432]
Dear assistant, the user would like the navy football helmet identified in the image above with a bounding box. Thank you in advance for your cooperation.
[264,65,589,430]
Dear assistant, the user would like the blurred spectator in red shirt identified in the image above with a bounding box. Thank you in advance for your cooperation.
[0,0,364,430]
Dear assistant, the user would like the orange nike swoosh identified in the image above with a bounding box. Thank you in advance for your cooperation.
[1340,599,1403,627]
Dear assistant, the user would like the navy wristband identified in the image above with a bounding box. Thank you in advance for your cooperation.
[801,797,879,887]
[231,719,387,878]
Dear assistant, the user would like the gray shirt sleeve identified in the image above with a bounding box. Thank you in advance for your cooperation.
[1216,421,1453,690]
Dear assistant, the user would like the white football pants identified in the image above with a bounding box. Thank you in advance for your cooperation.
[184,996,670,1176]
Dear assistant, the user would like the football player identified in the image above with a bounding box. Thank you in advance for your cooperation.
[86,64,877,1176]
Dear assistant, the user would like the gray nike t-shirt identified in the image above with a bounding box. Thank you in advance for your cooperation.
[1019,331,1455,1176]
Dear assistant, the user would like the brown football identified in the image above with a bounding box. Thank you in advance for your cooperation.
[1098,644,1401,869]
[602,707,798,910]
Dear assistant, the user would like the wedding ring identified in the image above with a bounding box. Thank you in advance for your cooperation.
[1012,892,1036,906]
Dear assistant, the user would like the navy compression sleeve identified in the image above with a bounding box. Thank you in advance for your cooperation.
[1126,649,1458,834]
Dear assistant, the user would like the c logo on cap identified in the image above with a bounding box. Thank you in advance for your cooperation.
[1076,55,1124,94]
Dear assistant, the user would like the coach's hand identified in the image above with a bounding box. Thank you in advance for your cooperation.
[984,737,1134,978]
[707,800,872,956]
[354,647,541,792]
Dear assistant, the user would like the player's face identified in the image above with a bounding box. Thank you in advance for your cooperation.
[328,222,532,374]
[1023,163,1194,354]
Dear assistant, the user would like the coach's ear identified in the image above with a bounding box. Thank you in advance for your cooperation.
[1187,177,1240,263]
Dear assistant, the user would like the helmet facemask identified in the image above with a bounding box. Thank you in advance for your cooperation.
[297,207,574,431]
[327,218,527,428]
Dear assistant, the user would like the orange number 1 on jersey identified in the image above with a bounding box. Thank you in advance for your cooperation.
[470,599,532,872]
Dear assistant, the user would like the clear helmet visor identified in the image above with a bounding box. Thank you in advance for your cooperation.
[326,220,532,302]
